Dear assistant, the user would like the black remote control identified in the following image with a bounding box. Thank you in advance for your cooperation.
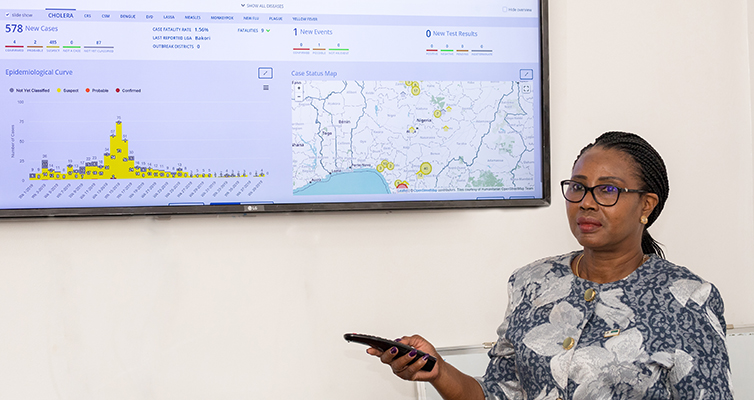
[344,333,436,372]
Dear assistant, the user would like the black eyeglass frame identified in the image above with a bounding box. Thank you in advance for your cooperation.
[560,179,648,207]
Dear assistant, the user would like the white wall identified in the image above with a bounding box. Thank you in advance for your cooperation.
[1,1,753,399]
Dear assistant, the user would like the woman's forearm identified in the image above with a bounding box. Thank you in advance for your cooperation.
[430,361,485,400]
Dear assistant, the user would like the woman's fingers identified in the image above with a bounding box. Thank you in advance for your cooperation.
[364,334,441,381]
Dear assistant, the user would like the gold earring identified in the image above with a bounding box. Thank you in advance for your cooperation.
[640,216,648,225]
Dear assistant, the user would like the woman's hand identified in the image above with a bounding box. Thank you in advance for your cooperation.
[366,334,485,400]
[366,334,442,382]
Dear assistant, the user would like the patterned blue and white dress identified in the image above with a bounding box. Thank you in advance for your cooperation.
[477,252,733,400]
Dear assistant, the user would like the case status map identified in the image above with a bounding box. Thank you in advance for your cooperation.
[291,80,536,196]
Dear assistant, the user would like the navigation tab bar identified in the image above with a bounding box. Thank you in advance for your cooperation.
[2,9,538,28]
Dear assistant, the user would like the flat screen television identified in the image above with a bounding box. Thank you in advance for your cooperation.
[1,0,549,217]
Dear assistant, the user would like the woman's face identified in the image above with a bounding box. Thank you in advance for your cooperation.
[566,147,658,254]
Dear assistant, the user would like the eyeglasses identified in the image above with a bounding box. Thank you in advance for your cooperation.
[560,180,648,207]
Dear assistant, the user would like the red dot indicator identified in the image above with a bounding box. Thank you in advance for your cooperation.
[85,88,90,93]
[116,88,120,93]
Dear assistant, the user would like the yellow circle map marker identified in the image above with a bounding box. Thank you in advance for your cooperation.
[420,162,432,175]
[433,110,442,118]
[411,86,421,96]
[377,160,395,173]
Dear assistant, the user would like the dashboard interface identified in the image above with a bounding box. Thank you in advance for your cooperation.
[1,1,548,216]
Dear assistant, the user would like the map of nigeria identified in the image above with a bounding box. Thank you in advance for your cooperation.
[291,80,536,196]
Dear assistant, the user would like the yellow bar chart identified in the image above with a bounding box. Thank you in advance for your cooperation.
[30,121,252,181]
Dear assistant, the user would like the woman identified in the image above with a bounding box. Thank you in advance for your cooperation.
[368,132,732,399]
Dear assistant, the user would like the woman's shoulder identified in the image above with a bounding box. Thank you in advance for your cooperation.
[640,256,723,309]
[509,251,578,282]
[642,256,716,288]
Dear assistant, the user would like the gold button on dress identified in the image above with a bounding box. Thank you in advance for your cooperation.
[562,337,575,350]
[584,288,597,302]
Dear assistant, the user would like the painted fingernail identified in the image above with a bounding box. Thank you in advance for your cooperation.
[394,338,402,342]
[422,354,430,361]
[409,349,417,357]
[390,347,398,354]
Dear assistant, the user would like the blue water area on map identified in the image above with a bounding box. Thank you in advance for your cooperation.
[294,169,391,195]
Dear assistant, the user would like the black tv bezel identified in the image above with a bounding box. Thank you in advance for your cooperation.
[0,0,550,218]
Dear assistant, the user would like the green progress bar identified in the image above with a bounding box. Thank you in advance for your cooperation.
[440,49,454,52]
[328,48,349,51]
[63,46,81,49]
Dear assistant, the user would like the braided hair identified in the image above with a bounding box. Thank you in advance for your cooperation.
[574,131,670,258]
